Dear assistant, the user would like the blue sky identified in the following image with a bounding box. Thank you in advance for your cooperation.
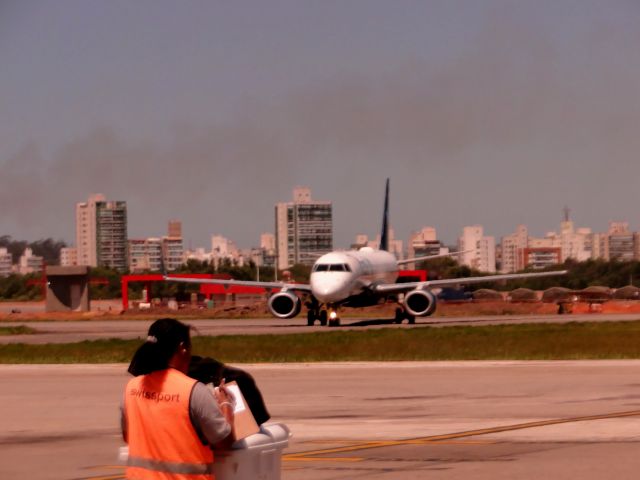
[2,1,640,249]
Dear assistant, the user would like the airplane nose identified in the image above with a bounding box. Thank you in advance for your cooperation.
[311,276,346,303]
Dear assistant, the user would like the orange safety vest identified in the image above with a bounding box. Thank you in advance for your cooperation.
[125,368,215,480]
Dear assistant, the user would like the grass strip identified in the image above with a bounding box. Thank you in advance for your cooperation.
[3,321,640,363]
[0,325,36,336]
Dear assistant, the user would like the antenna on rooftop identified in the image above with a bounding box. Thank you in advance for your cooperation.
[563,206,570,223]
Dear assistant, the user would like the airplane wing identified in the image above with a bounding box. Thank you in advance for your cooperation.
[164,275,313,292]
[373,270,568,294]
[397,249,475,266]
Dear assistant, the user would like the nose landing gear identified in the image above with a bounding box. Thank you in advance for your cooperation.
[394,307,415,324]
[327,308,340,327]
[306,307,339,326]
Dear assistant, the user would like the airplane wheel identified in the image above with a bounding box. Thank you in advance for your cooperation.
[394,308,404,324]
[406,314,415,325]
[319,310,328,326]
[328,318,340,327]
[307,310,315,326]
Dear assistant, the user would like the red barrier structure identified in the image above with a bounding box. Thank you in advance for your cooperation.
[121,273,272,310]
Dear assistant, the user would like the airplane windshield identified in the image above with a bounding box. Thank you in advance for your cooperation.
[313,263,351,272]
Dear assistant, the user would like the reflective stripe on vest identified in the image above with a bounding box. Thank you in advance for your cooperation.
[127,455,213,475]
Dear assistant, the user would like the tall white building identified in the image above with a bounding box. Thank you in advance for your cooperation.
[0,248,12,277]
[458,225,496,273]
[500,225,528,273]
[275,187,333,269]
[76,193,105,267]
[76,194,128,270]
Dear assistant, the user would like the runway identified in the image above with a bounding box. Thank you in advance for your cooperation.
[1,361,640,479]
[1,312,640,344]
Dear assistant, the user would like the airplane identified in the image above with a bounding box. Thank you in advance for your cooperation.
[165,179,566,326]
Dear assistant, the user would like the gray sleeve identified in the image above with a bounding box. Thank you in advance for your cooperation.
[190,382,232,445]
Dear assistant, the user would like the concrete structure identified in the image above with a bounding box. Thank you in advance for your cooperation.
[18,248,43,275]
[275,187,333,269]
[59,247,78,267]
[458,225,496,272]
[45,265,90,312]
[76,194,128,270]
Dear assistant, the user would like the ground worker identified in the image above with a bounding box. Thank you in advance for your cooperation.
[121,318,234,479]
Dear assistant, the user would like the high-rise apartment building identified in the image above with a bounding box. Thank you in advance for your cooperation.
[500,225,528,273]
[0,248,12,277]
[128,221,184,272]
[275,187,333,269]
[163,221,184,271]
[129,238,163,272]
[76,194,128,270]
[458,225,496,273]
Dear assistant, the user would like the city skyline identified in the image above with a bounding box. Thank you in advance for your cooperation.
[2,2,640,248]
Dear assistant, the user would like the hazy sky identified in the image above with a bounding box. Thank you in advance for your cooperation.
[2,1,640,249]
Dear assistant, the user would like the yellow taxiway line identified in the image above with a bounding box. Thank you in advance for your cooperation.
[284,408,640,462]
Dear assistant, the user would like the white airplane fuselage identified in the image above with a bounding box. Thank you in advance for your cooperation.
[309,247,398,304]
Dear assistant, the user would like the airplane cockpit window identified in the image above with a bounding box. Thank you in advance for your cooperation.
[328,264,351,272]
[314,263,351,272]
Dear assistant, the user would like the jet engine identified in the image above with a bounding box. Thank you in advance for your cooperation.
[267,291,302,319]
[403,289,437,317]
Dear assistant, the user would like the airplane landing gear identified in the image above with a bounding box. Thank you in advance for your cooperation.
[394,307,415,324]
[319,310,328,326]
[327,307,340,327]
[307,310,316,326]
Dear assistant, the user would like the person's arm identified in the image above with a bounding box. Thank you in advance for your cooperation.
[120,394,128,443]
[190,382,233,447]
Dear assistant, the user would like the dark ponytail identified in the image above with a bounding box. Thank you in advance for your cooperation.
[128,318,191,376]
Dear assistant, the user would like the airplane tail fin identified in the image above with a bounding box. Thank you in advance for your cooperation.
[380,178,390,251]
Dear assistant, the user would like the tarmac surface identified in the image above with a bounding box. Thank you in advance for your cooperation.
[2,312,640,344]
[1,361,640,479]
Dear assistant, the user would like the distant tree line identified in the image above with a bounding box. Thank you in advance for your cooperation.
[4,256,640,301]
[0,236,67,265]
[420,257,640,291]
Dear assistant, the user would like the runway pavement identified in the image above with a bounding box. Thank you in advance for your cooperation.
[1,361,640,479]
[2,312,640,344]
